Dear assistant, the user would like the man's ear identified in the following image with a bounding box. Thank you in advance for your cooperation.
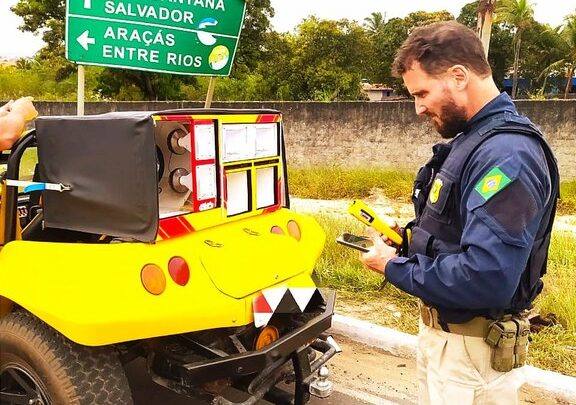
[448,65,469,90]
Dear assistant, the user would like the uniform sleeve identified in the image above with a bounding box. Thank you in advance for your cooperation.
[385,134,551,310]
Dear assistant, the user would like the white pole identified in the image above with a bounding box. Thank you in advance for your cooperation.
[77,65,85,116]
[204,76,216,108]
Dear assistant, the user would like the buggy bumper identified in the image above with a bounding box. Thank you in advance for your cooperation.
[151,289,338,404]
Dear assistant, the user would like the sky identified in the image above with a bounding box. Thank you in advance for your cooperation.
[1,0,575,58]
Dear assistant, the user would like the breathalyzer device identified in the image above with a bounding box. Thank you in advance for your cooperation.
[347,199,403,246]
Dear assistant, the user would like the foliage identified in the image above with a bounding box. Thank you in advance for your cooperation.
[457,1,515,91]
[7,1,576,101]
[363,12,386,36]
[540,13,576,98]
[233,0,275,77]
[11,0,65,59]
[368,11,454,91]
[496,0,535,98]
[520,22,566,95]
[0,64,100,101]
[286,17,371,101]
[96,69,198,101]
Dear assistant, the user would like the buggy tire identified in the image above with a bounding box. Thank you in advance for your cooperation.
[0,310,133,405]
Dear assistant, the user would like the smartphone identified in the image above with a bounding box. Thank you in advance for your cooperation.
[336,233,374,252]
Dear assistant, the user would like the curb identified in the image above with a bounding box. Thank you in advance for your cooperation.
[329,314,576,402]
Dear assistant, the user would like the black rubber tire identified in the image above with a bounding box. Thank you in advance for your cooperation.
[0,310,133,405]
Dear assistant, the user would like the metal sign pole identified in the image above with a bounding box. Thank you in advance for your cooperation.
[204,76,216,109]
[77,65,85,116]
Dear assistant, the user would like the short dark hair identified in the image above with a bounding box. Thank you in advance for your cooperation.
[391,21,492,78]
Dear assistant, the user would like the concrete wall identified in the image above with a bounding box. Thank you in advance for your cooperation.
[29,100,576,179]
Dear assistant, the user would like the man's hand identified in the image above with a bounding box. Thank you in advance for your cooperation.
[0,100,14,117]
[359,228,398,275]
[11,97,38,121]
[0,96,38,151]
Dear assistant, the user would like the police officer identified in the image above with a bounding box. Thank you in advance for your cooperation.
[0,97,38,150]
[360,21,559,405]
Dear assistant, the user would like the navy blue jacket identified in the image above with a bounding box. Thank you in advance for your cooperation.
[385,93,553,319]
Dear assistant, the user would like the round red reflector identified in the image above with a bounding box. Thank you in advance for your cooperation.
[287,220,301,241]
[270,226,284,235]
[168,256,190,286]
[141,264,166,295]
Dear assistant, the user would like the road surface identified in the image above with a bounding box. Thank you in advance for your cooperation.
[126,335,568,404]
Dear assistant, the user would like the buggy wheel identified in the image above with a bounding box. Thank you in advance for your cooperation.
[0,311,133,405]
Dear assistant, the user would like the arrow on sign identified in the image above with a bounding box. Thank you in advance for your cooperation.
[77,30,95,51]
[84,0,91,9]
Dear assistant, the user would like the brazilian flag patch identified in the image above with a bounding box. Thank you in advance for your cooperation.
[475,167,512,201]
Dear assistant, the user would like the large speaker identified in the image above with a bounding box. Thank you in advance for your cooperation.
[155,119,218,217]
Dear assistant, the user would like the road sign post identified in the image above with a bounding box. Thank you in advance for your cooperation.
[77,65,85,116]
[66,0,246,76]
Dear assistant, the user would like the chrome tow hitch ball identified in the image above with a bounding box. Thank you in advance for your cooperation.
[309,366,333,398]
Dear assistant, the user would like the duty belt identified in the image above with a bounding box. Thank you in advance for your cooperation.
[419,302,491,338]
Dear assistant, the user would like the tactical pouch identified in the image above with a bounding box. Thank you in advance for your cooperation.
[512,316,531,368]
[485,318,518,372]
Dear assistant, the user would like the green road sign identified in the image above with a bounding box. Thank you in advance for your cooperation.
[66,0,246,76]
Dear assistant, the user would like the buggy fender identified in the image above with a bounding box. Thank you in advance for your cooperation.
[0,210,324,346]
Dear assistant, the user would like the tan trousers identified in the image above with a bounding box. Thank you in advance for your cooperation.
[417,321,525,405]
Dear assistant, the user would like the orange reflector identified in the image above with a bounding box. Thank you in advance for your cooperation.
[255,325,280,350]
[287,220,301,241]
[141,264,166,295]
[270,226,284,235]
[168,256,190,286]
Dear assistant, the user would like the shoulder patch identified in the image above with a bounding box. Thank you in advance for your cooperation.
[429,178,443,204]
[474,167,512,201]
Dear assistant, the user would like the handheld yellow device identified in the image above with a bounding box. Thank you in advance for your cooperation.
[347,199,403,246]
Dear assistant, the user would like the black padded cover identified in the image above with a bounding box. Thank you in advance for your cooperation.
[35,112,158,242]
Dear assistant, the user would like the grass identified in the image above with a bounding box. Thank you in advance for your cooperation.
[311,213,576,376]
[288,167,576,215]
[288,166,414,203]
[536,232,576,333]
[558,180,576,215]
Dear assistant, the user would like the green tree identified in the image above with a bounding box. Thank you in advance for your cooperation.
[96,69,198,101]
[404,10,454,28]
[11,0,276,100]
[232,0,275,77]
[369,11,453,92]
[520,22,565,96]
[11,0,71,80]
[254,31,296,100]
[458,1,514,90]
[496,0,535,98]
[11,0,65,57]
[288,17,372,100]
[541,14,576,98]
[364,12,386,36]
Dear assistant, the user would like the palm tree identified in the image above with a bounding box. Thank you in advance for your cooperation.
[477,0,497,56]
[496,0,535,98]
[541,14,576,99]
[364,12,386,36]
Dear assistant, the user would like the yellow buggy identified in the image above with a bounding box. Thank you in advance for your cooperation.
[0,109,338,405]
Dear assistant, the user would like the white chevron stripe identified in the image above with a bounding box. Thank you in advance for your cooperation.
[254,312,273,328]
[262,286,287,312]
[289,288,316,312]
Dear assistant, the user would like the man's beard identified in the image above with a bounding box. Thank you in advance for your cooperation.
[429,99,468,139]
